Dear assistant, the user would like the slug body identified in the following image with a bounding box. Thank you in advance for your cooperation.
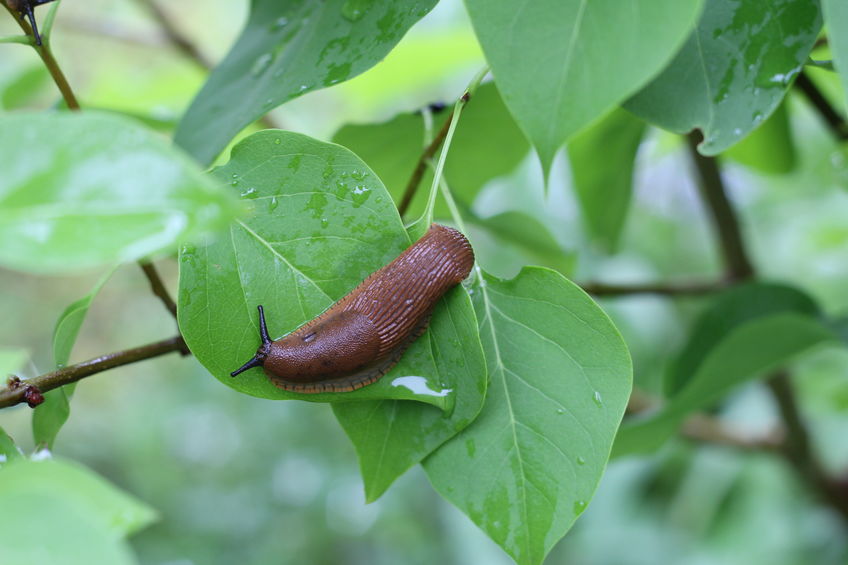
[231,224,474,393]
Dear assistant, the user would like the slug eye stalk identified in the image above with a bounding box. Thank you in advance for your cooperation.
[230,305,272,377]
[7,0,56,46]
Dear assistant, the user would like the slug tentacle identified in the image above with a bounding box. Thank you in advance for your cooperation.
[230,224,474,393]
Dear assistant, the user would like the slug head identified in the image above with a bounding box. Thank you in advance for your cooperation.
[230,305,273,377]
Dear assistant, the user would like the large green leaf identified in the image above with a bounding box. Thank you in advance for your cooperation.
[464,0,703,171]
[615,313,839,457]
[568,108,646,251]
[33,270,114,449]
[175,0,437,165]
[0,458,156,564]
[626,0,821,156]
[424,267,632,565]
[822,0,848,114]
[332,82,528,218]
[333,288,487,502]
[178,131,485,410]
[0,112,239,274]
[666,283,819,395]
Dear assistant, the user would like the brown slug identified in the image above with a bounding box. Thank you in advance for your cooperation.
[230,223,475,393]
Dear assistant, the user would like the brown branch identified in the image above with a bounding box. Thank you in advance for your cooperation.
[397,110,455,217]
[582,279,729,297]
[687,131,848,521]
[794,71,848,141]
[139,260,178,319]
[0,336,189,409]
[685,131,754,281]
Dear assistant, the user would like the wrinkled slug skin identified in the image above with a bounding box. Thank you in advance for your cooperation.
[264,224,474,393]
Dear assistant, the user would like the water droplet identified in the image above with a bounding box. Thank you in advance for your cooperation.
[573,500,587,515]
[592,391,603,407]
[733,128,742,136]
[577,456,586,466]
[240,188,258,199]
[231,180,239,186]
[274,16,289,29]
[269,196,279,211]
[556,408,565,415]
[298,84,309,92]
[274,138,281,145]
[320,217,329,228]
[251,53,273,76]
[341,0,368,21]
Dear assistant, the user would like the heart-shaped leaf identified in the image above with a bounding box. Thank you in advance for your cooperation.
[424,267,632,565]
[0,112,239,274]
[175,0,438,165]
[178,131,485,411]
[464,0,703,171]
[625,0,821,155]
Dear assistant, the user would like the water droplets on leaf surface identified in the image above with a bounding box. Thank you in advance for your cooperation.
[251,53,274,76]
[240,188,258,199]
[341,0,369,21]
[592,391,603,407]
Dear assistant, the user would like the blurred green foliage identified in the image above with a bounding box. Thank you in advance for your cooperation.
[2,1,848,564]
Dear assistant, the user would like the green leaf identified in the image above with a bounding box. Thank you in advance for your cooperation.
[724,101,796,174]
[625,0,821,156]
[568,108,646,251]
[0,458,156,564]
[0,427,21,462]
[615,313,839,457]
[424,267,632,565]
[666,282,819,395]
[333,288,487,501]
[332,82,528,218]
[178,130,485,410]
[822,0,848,114]
[464,0,703,171]
[467,210,574,276]
[174,0,437,166]
[0,112,240,274]
[32,270,114,449]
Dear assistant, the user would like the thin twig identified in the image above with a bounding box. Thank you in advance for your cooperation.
[139,261,178,319]
[685,132,754,281]
[0,336,189,409]
[794,71,848,140]
[397,110,455,217]
[582,279,729,297]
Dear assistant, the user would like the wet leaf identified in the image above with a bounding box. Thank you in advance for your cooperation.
[424,267,632,565]
[626,0,821,155]
[175,0,437,165]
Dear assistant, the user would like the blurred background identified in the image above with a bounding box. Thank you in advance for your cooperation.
[2,0,848,563]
